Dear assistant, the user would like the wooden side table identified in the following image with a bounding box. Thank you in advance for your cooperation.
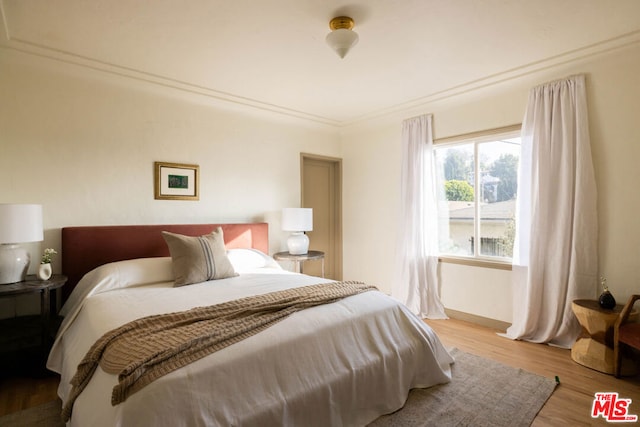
[273,251,325,277]
[571,299,638,375]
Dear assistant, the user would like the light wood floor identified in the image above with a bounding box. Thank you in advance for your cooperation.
[1,318,639,425]
[425,318,640,426]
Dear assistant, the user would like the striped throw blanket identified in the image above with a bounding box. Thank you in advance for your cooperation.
[61,280,376,422]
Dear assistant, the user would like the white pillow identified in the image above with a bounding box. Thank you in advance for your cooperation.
[60,257,174,317]
[226,248,282,272]
[55,257,174,349]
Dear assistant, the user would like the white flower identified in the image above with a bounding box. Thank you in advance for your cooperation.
[41,248,57,264]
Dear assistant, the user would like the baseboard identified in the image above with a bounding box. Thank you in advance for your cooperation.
[444,309,511,332]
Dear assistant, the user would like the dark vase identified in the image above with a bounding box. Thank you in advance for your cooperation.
[599,290,616,310]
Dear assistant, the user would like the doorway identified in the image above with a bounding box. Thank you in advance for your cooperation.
[301,154,342,280]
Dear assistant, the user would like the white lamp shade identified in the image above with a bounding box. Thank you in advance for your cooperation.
[282,208,313,232]
[326,28,359,58]
[0,204,43,244]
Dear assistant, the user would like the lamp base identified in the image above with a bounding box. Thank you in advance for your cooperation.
[287,232,309,255]
[0,244,30,285]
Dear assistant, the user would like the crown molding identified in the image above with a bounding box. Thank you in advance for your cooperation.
[342,30,640,128]
[2,0,639,131]
[1,39,342,128]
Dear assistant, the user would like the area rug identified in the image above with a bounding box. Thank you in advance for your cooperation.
[0,348,555,427]
[370,347,557,427]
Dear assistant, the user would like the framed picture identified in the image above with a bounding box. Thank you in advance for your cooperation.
[154,162,200,201]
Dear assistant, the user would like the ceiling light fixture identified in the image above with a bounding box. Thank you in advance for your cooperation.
[326,16,359,59]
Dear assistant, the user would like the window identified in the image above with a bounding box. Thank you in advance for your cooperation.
[433,127,520,263]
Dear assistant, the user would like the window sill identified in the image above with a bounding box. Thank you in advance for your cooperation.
[438,256,512,271]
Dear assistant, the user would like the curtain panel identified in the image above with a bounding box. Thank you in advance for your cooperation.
[503,75,598,348]
[393,114,447,319]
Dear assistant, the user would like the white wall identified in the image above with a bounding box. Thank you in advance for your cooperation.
[0,49,341,316]
[342,43,640,324]
[2,43,639,326]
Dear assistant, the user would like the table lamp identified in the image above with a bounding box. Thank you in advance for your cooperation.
[282,208,313,255]
[0,204,43,284]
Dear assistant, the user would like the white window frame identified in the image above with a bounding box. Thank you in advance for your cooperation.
[433,124,521,270]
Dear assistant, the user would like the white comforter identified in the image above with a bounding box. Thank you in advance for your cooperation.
[48,251,453,426]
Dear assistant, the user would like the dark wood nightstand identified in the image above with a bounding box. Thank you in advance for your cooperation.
[0,274,67,375]
[273,251,325,277]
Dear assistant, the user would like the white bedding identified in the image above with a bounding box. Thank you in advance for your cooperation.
[48,250,454,426]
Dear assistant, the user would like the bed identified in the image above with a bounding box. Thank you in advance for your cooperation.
[47,223,454,426]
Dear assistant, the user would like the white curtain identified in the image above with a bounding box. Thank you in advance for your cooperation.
[503,75,598,348]
[393,114,447,319]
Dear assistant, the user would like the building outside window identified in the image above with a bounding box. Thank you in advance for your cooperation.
[433,128,520,263]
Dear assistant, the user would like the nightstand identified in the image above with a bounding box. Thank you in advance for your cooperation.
[571,299,638,375]
[0,274,67,374]
[273,251,325,277]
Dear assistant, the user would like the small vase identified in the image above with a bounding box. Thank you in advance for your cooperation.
[599,290,616,310]
[37,263,52,281]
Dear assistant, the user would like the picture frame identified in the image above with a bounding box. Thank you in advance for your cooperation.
[154,162,200,201]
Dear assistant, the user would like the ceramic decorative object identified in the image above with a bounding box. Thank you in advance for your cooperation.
[598,276,616,310]
[37,263,52,280]
[37,248,57,281]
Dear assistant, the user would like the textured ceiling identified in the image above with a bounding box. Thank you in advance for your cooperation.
[2,0,640,126]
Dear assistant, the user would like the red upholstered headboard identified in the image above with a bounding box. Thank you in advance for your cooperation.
[61,223,268,302]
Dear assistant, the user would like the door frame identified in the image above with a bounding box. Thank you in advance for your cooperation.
[300,153,343,280]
